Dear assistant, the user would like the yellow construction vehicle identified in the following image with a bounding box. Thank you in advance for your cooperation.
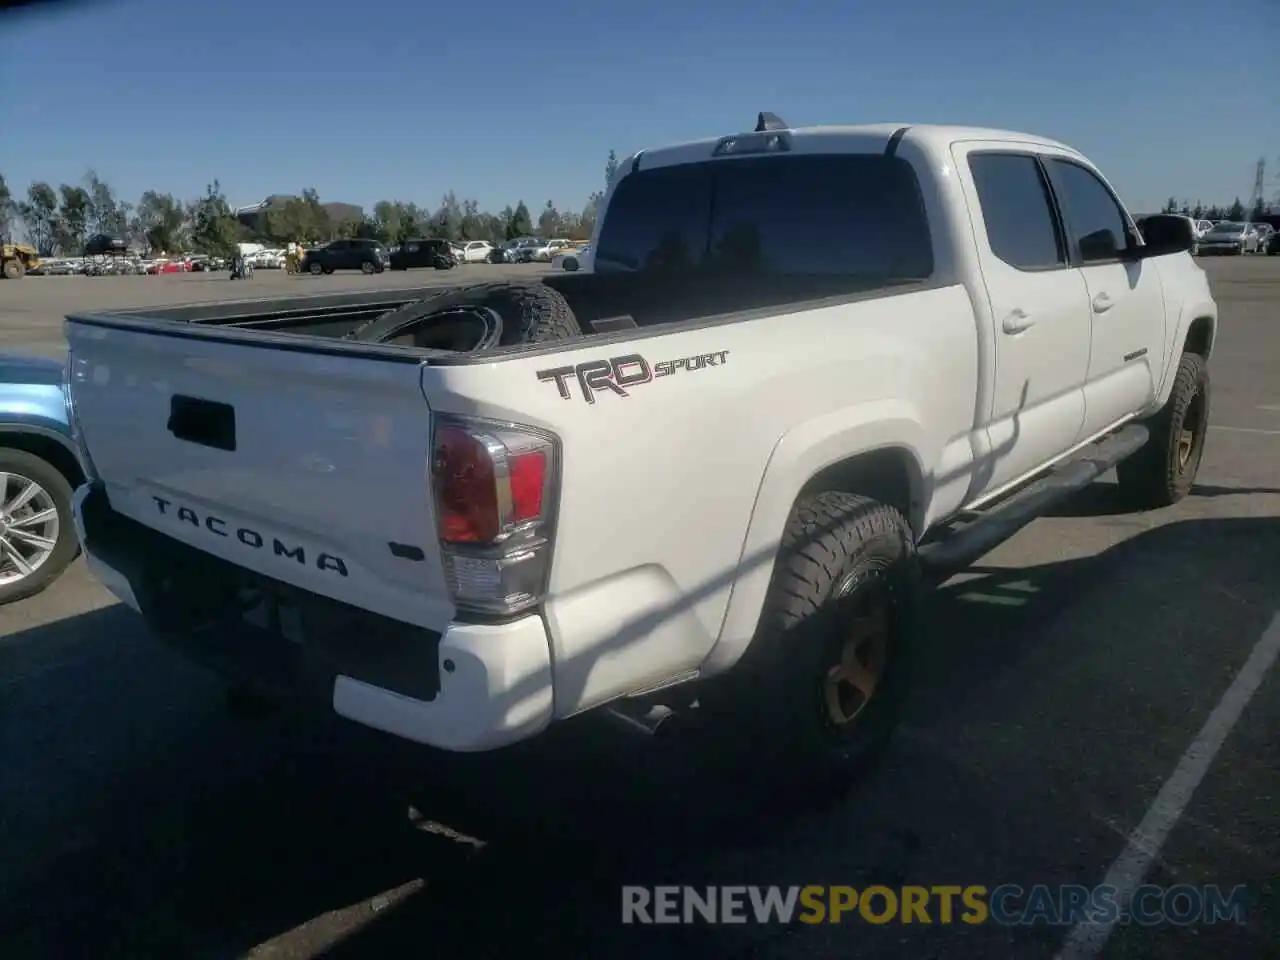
[1,243,40,279]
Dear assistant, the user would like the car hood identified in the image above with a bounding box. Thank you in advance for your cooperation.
[0,352,64,387]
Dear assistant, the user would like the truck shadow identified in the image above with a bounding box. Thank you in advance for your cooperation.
[1039,480,1280,518]
[1,513,1278,958]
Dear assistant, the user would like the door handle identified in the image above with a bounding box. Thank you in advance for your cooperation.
[168,395,237,451]
[1002,308,1036,334]
[1092,293,1114,313]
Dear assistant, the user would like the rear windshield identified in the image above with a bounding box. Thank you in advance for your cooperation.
[594,154,933,280]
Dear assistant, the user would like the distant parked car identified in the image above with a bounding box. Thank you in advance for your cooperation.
[1254,223,1275,254]
[490,239,529,263]
[0,353,83,604]
[82,233,129,258]
[1197,221,1261,255]
[552,243,592,272]
[529,238,572,262]
[301,239,390,275]
[459,240,494,263]
[388,238,456,270]
[512,239,545,262]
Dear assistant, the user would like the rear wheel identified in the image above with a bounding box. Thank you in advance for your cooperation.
[1116,351,1209,508]
[0,449,79,605]
[700,492,919,785]
[2,258,24,279]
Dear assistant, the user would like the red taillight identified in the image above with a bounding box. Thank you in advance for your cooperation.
[434,426,499,543]
[431,417,559,616]
[508,450,546,523]
[431,419,555,546]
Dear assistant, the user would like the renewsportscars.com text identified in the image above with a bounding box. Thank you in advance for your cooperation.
[621,884,1249,926]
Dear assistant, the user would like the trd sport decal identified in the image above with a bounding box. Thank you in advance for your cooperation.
[536,350,730,404]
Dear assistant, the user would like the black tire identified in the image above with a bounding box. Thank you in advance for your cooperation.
[308,261,323,276]
[700,492,920,785]
[2,258,25,280]
[0,449,80,605]
[1116,352,1209,509]
[361,261,376,275]
[348,280,582,347]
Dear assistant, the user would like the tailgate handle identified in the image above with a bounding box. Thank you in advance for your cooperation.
[168,395,237,451]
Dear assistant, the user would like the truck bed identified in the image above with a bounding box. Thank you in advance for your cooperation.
[71,272,933,362]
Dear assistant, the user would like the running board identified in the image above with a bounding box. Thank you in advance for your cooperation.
[918,423,1149,573]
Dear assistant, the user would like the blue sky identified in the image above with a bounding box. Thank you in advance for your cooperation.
[1,0,1277,216]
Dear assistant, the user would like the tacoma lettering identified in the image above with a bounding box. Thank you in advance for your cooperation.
[151,496,349,576]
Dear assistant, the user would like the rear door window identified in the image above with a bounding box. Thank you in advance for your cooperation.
[968,153,1065,270]
[594,154,933,280]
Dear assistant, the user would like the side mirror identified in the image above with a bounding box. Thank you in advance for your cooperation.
[1132,214,1194,258]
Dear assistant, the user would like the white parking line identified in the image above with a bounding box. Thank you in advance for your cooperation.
[1210,425,1280,436]
[1055,611,1280,959]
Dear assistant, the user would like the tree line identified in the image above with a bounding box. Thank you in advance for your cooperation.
[1159,196,1271,222]
[0,152,622,258]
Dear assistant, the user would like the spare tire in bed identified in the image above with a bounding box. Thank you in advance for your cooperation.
[348,281,582,348]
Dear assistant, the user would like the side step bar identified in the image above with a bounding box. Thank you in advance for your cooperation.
[918,423,1150,573]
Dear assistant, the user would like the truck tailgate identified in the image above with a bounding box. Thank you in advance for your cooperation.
[66,320,456,631]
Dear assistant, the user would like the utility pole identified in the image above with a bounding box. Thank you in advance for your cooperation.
[1248,157,1265,215]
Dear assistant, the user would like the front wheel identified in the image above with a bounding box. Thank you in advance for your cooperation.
[308,261,323,276]
[1116,352,1209,509]
[699,492,919,785]
[0,449,79,604]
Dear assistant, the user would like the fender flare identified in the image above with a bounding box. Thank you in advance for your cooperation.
[1153,299,1216,410]
[0,420,77,453]
[700,401,928,675]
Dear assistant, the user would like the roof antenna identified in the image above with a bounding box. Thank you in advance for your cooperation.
[755,112,787,132]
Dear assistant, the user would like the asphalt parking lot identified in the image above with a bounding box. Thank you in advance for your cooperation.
[1,258,1278,960]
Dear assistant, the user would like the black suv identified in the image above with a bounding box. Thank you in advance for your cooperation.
[301,239,390,275]
[388,238,457,271]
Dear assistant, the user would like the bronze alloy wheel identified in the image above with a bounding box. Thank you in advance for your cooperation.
[1178,390,1206,471]
[822,576,891,728]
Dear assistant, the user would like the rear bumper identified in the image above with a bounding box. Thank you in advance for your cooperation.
[72,484,554,752]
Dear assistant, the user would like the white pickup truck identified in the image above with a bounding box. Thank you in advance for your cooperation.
[65,114,1216,783]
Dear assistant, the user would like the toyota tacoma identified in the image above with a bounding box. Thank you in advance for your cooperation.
[64,114,1216,781]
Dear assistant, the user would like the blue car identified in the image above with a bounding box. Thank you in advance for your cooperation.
[0,353,84,604]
